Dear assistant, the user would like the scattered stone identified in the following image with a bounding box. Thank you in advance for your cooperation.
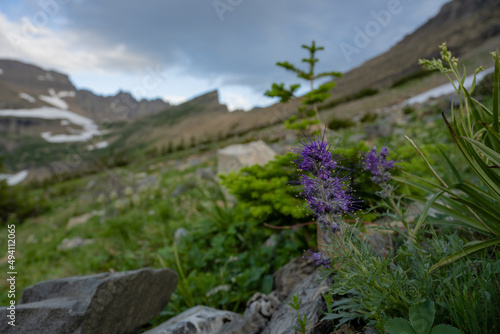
[206,284,231,297]
[364,123,393,139]
[66,211,103,229]
[263,235,278,249]
[333,323,356,333]
[261,270,331,334]
[171,185,188,197]
[86,179,96,189]
[217,140,276,174]
[362,227,393,258]
[0,268,177,334]
[196,167,216,180]
[363,326,377,334]
[57,237,95,251]
[174,227,188,244]
[346,133,367,144]
[143,305,244,334]
[137,175,158,190]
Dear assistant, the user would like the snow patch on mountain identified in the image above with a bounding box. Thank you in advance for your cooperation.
[403,67,494,105]
[19,92,36,103]
[39,89,69,109]
[0,107,102,143]
[57,91,76,98]
[0,170,29,186]
[87,141,109,150]
[37,72,54,81]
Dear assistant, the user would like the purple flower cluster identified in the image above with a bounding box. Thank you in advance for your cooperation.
[293,132,356,233]
[304,250,331,268]
[362,146,395,185]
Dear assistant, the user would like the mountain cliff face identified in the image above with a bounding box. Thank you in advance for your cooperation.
[328,0,500,99]
[1,0,499,178]
[0,59,171,122]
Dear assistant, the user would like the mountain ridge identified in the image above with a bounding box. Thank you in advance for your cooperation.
[0,58,171,122]
[1,0,499,180]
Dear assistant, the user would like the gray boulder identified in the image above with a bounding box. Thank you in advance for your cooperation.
[219,256,318,334]
[143,305,244,334]
[273,256,316,300]
[0,268,177,334]
[217,140,276,174]
[261,270,332,334]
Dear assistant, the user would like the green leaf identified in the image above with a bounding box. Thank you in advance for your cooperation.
[461,136,500,166]
[385,318,418,334]
[435,142,463,183]
[410,298,435,334]
[430,237,500,272]
[429,324,461,334]
[492,49,499,133]
[443,114,500,197]
[411,192,443,240]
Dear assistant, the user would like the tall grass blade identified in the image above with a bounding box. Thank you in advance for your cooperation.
[430,237,500,272]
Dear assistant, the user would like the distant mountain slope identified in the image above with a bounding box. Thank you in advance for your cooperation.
[116,0,500,153]
[0,59,171,122]
[328,0,500,99]
[2,0,499,180]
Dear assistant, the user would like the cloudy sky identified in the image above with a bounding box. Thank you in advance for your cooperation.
[0,0,450,110]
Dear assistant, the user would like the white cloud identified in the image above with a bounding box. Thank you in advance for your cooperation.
[0,12,150,74]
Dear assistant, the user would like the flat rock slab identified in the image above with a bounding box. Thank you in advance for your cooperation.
[261,270,332,334]
[217,140,276,174]
[0,267,177,334]
[144,305,244,334]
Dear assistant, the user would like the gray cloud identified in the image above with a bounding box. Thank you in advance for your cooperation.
[4,0,451,94]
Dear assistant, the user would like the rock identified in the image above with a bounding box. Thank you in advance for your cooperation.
[346,133,367,144]
[137,175,158,190]
[174,228,188,244]
[217,140,276,174]
[237,292,282,334]
[143,305,244,334]
[261,270,331,334]
[263,235,278,249]
[66,211,103,229]
[0,268,177,334]
[364,123,393,139]
[196,167,216,180]
[273,256,316,300]
[57,237,95,250]
[171,185,188,197]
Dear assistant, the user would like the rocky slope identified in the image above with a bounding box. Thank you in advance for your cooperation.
[327,0,500,99]
[0,59,170,122]
[1,0,499,178]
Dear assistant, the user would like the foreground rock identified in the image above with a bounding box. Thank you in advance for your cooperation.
[261,270,331,334]
[0,268,177,334]
[143,305,244,334]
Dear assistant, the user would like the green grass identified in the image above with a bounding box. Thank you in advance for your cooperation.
[0,78,487,333]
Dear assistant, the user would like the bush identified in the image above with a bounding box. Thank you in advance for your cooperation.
[327,117,355,130]
[219,153,307,225]
[319,88,379,111]
[391,68,436,88]
[360,112,378,123]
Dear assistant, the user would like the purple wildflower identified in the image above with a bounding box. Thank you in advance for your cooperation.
[294,132,338,180]
[362,146,395,184]
[293,131,357,231]
[304,250,331,268]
